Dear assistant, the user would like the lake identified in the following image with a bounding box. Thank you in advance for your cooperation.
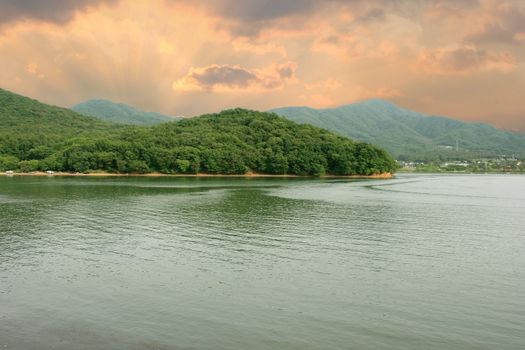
[0,174,524,349]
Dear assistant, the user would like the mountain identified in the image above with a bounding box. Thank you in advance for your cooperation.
[72,99,180,125]
[272,100,525,161]
[0,89,396,175]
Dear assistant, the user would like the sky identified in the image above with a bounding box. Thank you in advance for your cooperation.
[0,0,524,131]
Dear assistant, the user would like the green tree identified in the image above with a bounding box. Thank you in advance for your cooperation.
[0,155,19,171]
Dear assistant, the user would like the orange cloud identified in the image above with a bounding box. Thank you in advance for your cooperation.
[311,13,420,62]
[231,38,287,57]
[514,32,525,43]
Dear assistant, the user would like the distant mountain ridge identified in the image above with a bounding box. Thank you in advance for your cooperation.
[73,99,180,125]
[271,100,525,160]
[4,87,524,162]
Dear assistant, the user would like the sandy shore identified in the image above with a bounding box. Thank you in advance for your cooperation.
[0,171,393,179]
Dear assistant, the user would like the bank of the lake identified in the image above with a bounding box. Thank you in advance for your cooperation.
[0,171,394,179]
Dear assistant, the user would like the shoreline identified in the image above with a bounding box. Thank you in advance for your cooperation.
[0,171,394,179]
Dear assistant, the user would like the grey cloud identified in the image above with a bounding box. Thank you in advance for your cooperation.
[208,0,320,22]
[355,8,386,23]
[2,0,484,28]
[0,0,116,24]
[440,47,487,71]
[175,63,297,91]
[185,0,323,37]
[184,0,484,37]
[276,64,295,79]
[198,0,479,22]
[465,4,525,44]
[419,45,516,74]
[191,65,259,89]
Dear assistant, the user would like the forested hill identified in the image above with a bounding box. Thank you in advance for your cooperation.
[272,100,525,161]
[0,88,122,162]
[73,99,180,125]
[0,89,396,176]
[0,88,113,133]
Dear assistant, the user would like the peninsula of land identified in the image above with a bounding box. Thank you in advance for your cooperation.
[0,89,397,177]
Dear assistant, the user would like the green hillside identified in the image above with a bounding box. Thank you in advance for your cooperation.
[272,100,525,161]
[0,89,396,176]
[0,88,122,163]
[73,99,180,125]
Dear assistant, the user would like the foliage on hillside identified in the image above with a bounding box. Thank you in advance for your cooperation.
[0,88,122,161]
[0,89,397,176]
[272,100,525,161]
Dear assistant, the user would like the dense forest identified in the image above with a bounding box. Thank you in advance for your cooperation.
[0,88,397,176]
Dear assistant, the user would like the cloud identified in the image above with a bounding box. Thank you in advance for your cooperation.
[194,0,478,23]
[165,0,322,37]
[173,62,297,92]
[514,32,525,43]
[0,0,486,32]
[176,0,426,37]
[231,38,287,57]
[25,63,38,74]
[275,62,295,79]
[464,1,525,45]
[0,0,116,25]
[180,0,321,22]
[311,14,418,62]
[417,45,517,74]
[355,8,386,23]
[24,63,46,79]
[175,65,258,91]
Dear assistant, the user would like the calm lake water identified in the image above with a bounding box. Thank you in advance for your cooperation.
[0,174,524,349]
